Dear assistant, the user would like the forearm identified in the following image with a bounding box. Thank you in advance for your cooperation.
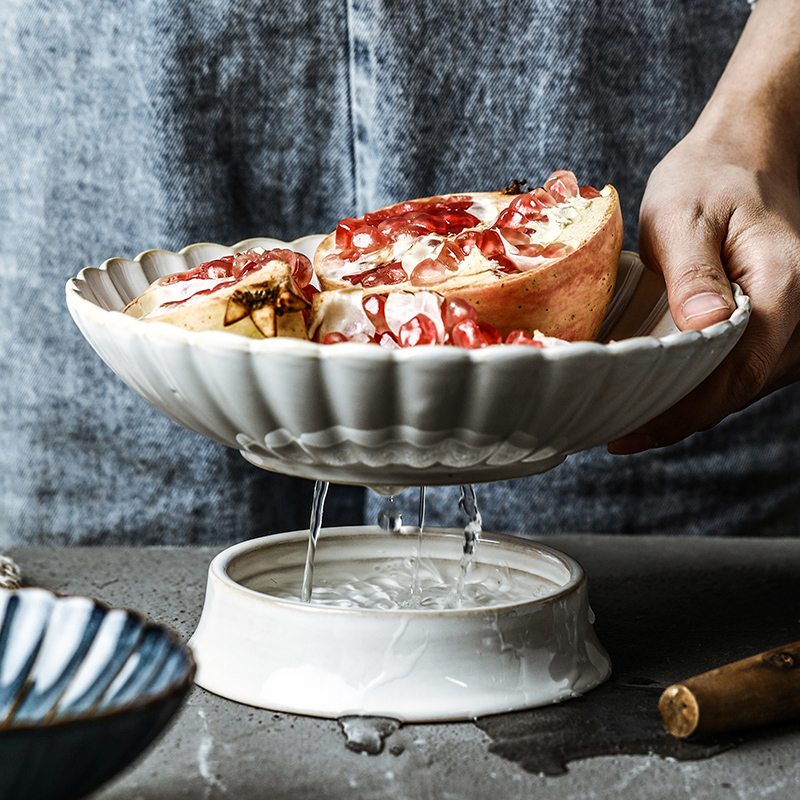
[692,0,800,172]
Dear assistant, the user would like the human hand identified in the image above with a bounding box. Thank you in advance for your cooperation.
[609,0,800,455]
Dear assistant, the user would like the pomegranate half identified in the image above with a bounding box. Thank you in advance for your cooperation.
[314,171,623,342]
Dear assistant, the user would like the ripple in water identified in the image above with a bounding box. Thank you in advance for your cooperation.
[264,555,558,610]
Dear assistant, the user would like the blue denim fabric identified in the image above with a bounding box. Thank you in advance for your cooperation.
[3,0,795,545]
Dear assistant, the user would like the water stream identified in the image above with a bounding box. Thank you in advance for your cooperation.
[450,484,483,608]
[301,483,484,608]
[300,480,330,603]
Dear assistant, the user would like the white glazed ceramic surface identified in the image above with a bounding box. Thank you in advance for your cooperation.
[66,239,751,486]
[188,527,611,721]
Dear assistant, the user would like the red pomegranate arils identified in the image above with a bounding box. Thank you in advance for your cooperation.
[440,209,480,232]
[477,229,506,259]
[163,255,235,284]
[478,321,502,345]
[335,218,362,249]
[364,200,422,224]
[399,314,438,347]
[245,248,313,288]
[443,298,478,332]
[406,211,449,235]
[376,331,401,349]
[410,258,448,286]
[454,229,481,255]
[497,226,530,246]
[544,170,579,201]
[362,293,390,334]
[541,242,574,259]
[492,254,520,273]
[384,222,430,243]
[516,241,546,258]
[579,185,602,199]
[505,330,544,347]
[437,241,464,270]
[323,331,349,345]
[351,226,386,253]
[496,208,527,229]
[451,319,487,349]
[343,262,408,288]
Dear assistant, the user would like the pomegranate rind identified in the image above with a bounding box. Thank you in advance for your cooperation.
[314,185,623,342]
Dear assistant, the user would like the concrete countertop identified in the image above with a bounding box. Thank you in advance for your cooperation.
[9,534,800,800]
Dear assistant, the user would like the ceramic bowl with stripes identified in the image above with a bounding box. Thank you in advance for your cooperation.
[66,239,750,487]
[0,587,195,800]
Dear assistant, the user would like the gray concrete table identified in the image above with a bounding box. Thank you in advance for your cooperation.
[9,536,800,800]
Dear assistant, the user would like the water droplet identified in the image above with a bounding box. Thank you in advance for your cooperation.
[378,495,403,532]
[338,716,400,755]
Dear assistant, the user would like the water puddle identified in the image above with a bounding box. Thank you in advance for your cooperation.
[475,679,738,776]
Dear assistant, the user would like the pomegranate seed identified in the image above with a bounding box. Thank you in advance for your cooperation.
[323,331,349,345]
[364,201,423,224]
[336,218,362,249]
[509,192,546,216]
[410,257,448,286]
[443,298,478,332]
[437,241,464,270]
[255,248,314,287]
[477,229,506,259]
[478,321,502,345]
[164,256,235,284]
[440,209,480,233]
[454,229,481,255]
[504,330,544,347]
[376,216,408,236]
[532,187,558,207]
[497,226,530,246]
[399,314,438,347]
[492,254,520,273]
[579,185,602,199]
[516,241,545,258]
[451,319,488,349]
[351,225,386,253]
[343,263,408,288]
[301,283,319,306]
[544,170,579,201]
[425,195,473,210]
[337,245,362,262]
[540,242,574,259]
[384,223,430,242]
[363,293,390,334]
[496,208,527,229]
[406,211,449,235]
[376,331,401,349]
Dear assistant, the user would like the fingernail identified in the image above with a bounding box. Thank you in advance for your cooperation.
[607,434,658,455]
[680,292,731,323]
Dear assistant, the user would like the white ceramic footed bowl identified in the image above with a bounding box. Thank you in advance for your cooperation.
[188,527,610,721]
[66,238,750,486]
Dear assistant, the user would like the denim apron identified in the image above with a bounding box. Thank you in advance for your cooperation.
[3,0,795,544]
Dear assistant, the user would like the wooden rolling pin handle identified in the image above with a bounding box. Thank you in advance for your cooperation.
[659,641,800,738]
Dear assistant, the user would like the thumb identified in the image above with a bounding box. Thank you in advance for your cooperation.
[639,205,736,331]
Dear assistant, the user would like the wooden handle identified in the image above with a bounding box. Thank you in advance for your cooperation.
[659,641,800,738]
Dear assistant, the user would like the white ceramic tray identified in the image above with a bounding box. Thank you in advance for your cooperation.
[188,527,611,721]
[66,239,750,486]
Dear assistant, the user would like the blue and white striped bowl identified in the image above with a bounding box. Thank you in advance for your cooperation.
[0,587,195,800]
